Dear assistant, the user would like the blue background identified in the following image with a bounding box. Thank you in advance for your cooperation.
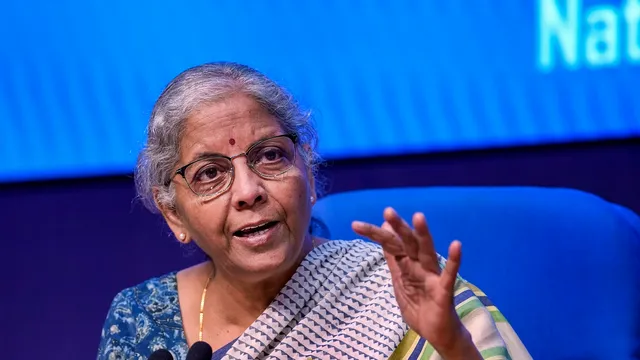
[1,0,638,183]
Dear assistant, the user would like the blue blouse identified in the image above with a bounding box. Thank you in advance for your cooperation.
[97,271,232,360]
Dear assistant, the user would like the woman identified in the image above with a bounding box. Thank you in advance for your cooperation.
[98,62,530,359]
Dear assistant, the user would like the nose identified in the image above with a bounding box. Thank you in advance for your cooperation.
[229,156,267,210]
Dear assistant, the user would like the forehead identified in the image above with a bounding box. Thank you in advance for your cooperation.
[179,93,284,159]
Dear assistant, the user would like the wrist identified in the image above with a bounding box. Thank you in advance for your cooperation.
[434,326,483,360]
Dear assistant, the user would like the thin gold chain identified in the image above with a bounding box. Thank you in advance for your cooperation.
[198,270,213,342]
[197,238,318,342]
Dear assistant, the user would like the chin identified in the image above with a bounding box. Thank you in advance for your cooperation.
[228,237,305,281]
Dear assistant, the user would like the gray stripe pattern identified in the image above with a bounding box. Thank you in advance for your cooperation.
[224,240,406,360]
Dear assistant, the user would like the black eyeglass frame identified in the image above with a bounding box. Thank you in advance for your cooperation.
[166,133,299,198]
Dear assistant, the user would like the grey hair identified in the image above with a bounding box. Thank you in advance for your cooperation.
[134,62,322,213]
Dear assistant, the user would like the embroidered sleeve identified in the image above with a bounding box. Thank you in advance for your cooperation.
[97,288,144,360]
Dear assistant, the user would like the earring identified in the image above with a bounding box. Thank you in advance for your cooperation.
[178,233,186,242]
[310,196,315,203]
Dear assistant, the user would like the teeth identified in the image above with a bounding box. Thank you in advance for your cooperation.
[235,222,275,237]
[241,223,267,232]
[246,227,270,237]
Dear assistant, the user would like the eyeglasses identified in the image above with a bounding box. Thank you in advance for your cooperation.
[169,134,298,199]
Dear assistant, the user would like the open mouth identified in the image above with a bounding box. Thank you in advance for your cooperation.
[233,221,279,237]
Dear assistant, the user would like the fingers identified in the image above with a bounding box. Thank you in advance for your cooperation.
[352,220,405,256]
[354,208,438,267]
[412,212,440,272]
[384,207,420,260]
[381,221,395,233]
[356,208,463,297]
[440,240,462,292]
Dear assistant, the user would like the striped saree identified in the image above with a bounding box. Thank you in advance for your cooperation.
[222,240,531,360]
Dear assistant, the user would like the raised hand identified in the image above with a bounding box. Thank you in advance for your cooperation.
[352,207,482,359]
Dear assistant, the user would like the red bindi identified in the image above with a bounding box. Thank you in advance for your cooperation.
[229,138,236,145]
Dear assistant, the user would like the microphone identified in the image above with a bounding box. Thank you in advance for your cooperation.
[148,349,174,360]
[186,341,213,360]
